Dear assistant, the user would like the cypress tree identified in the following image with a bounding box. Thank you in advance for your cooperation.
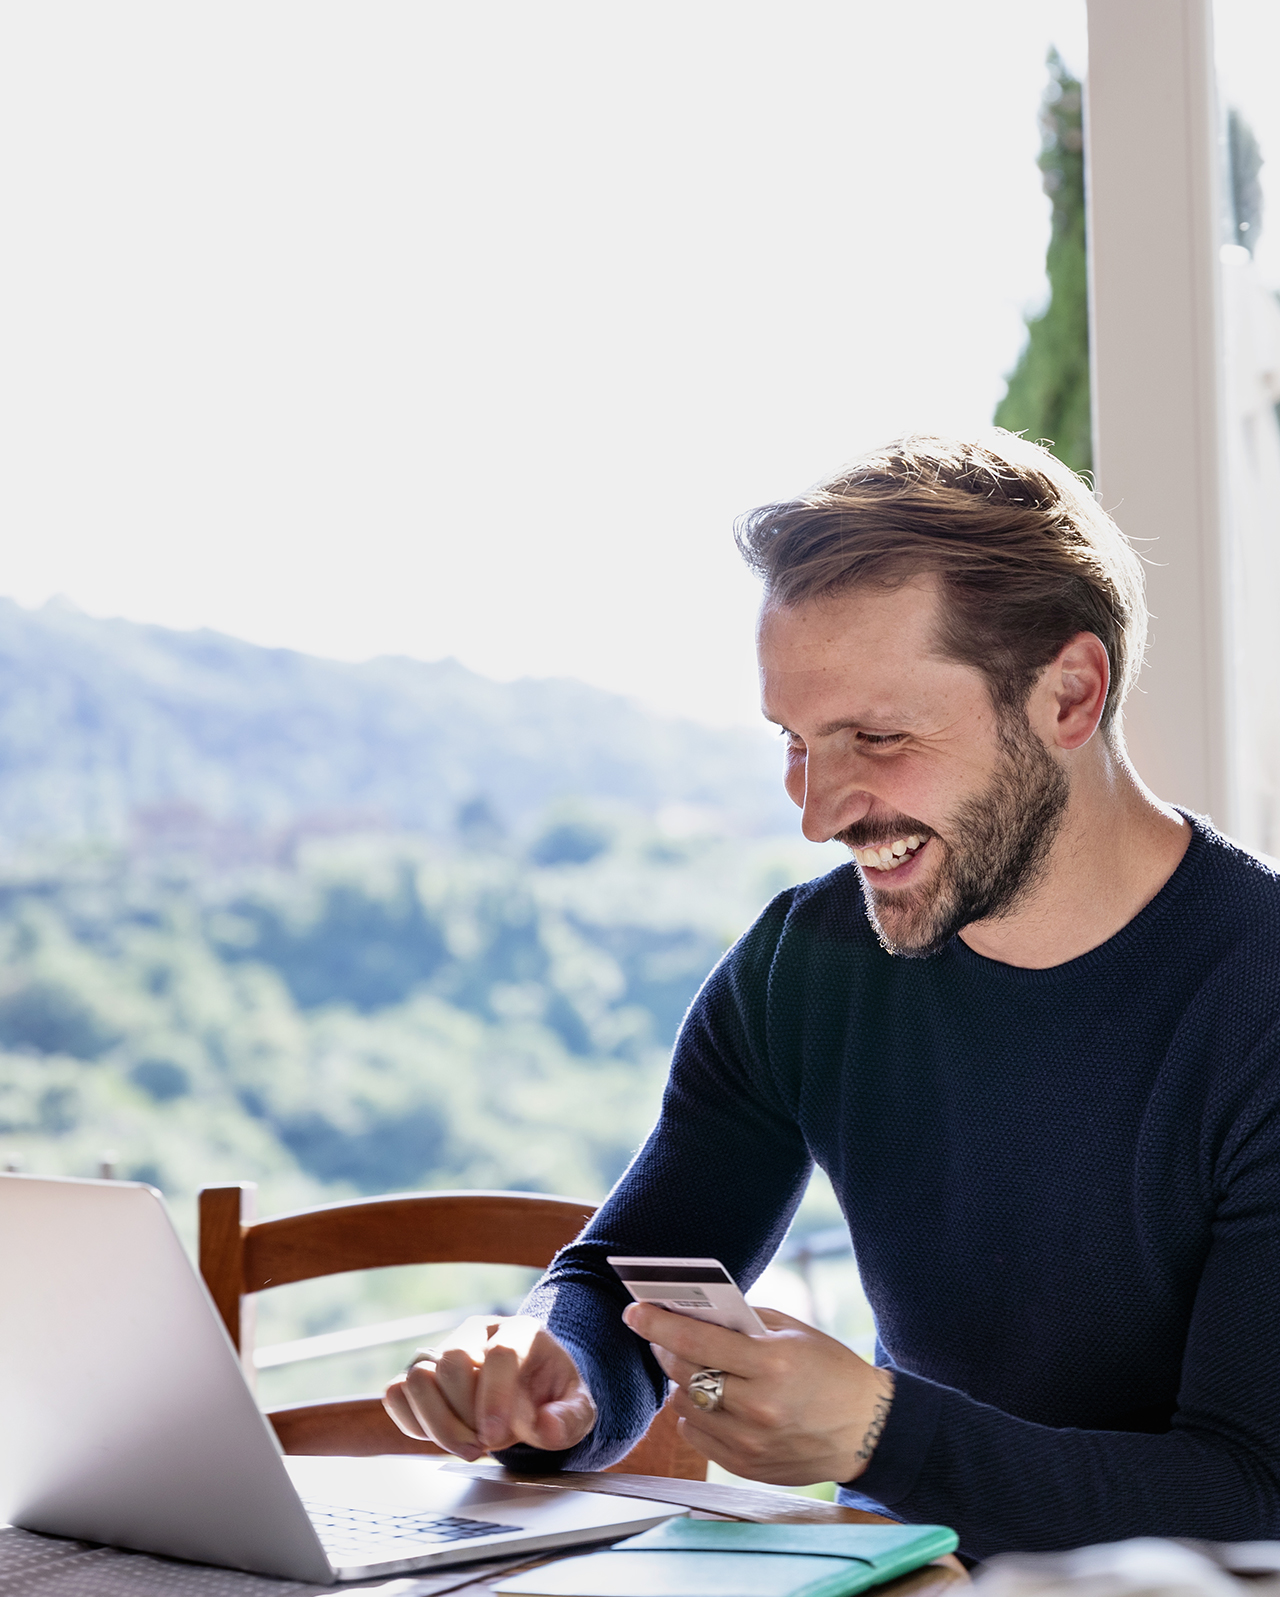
[994,50,1091,475]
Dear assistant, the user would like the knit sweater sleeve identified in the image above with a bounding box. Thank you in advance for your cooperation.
[495,890,813,1474]
[853,954,1280,1558]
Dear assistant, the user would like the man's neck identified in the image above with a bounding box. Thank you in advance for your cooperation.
[957,746,1192,970]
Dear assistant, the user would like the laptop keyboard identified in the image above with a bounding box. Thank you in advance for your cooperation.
[302,1499,518,1556]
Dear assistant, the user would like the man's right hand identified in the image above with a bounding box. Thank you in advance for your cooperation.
[382,1314,597,1461]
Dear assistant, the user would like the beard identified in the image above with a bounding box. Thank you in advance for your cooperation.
[837,711,1070,959]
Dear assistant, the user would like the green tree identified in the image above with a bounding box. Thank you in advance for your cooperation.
[995,50,1091,475]
[1228,107,1263,256]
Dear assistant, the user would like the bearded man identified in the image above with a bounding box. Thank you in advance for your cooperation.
[385,434,1280,1559]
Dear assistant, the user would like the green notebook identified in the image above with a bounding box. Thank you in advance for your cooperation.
[492,1518,959,1597]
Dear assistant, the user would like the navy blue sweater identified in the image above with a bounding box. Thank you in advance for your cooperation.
[502,817,1280,1559]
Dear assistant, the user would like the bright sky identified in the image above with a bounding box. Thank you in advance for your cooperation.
[0,1,1090,728]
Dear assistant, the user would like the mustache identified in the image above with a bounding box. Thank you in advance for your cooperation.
[834,815,935,849]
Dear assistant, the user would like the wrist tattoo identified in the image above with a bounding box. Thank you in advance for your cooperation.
[853,1372,895,1464]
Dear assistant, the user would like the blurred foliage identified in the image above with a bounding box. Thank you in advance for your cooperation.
[0,812,842,1232]
[1228,107,1263,256]
[994,49,1091,475]
[0,807,852,1371]
[0,600,865,1384]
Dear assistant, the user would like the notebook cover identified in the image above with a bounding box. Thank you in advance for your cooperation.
[493,1520,958,1597]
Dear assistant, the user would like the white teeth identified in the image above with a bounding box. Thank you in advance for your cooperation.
[856,834,929,871]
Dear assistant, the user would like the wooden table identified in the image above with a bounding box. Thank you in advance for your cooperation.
[0,1464,968,1597]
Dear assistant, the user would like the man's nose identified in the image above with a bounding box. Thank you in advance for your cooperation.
[798,752,874,843]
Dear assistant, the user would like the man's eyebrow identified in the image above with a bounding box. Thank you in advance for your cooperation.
[761,713,921,737]
[813,716,914,737]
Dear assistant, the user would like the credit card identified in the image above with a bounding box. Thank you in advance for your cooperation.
[607,1256,767,1335]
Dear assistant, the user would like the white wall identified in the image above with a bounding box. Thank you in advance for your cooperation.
[1085,0,1233,826]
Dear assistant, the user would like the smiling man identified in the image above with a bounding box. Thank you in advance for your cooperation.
[384,434,1280,1558]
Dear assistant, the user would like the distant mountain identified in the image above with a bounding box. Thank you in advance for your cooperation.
[0,600,792,847]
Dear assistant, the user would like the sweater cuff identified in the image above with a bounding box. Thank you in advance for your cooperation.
[492,1439,579,1473]
[492,1333,659,1475]
[846,1368,943,1507]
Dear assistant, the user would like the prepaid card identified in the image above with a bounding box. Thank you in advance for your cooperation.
[494,1519,959,1597]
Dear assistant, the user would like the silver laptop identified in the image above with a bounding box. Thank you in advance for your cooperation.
[0,1174,678,1583]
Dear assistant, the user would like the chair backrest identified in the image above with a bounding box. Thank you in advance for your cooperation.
[198,1183,707,1480]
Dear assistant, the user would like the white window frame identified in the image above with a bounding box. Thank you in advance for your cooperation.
[1085,0,1235,827]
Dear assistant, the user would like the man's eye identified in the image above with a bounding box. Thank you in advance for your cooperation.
[857,732,905,748]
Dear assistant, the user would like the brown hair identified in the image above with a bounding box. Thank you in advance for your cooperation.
[735,431,1146,738]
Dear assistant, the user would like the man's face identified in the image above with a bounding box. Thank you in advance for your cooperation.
[757,575,1069,957]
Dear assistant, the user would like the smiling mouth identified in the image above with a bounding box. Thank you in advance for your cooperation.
[852,834,928,872]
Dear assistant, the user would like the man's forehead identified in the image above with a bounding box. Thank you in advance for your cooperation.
[756,574,943,653]
[757,578,984,725]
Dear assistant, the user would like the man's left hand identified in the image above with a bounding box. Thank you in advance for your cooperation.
[622,1301,893,1486]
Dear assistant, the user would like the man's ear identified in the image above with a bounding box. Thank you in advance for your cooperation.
[1033,632,1110,751]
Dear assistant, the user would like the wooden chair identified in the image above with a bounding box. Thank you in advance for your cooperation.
[198,1184,707,1480]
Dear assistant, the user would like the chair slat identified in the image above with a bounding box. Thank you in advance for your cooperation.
[603,1399,707,1480]
[241,1190,595,1291]
[268,1396,448,1457]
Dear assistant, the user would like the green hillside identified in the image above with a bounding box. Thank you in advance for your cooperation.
[0,602,857,1391]
[0,598,792,844]
[0,814,852,1396]
[0,815,840,1222]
